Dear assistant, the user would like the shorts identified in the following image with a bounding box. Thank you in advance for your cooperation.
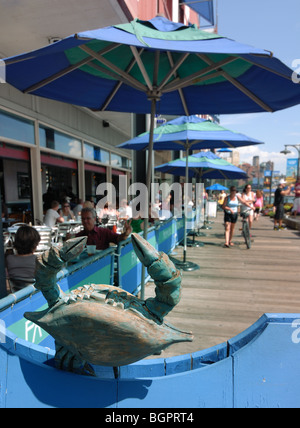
[292,197,300,213]
[274,205,284,220]
[224,212,238,224]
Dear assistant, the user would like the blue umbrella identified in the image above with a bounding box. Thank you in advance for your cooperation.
[3,17,300,115]
[155,153,248,180]
[119,115,263,151]
[217,148,233,153]
[206,184,229,191]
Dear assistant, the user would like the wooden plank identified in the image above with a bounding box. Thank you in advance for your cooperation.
[145,214,300,358]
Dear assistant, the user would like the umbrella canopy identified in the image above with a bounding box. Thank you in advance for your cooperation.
[3,16,300,115]
[118,115,263,151]
[155,153,248,180]
[217,148,233,153]
[206,184,229,191]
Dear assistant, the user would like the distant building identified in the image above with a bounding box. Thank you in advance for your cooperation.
[253,156,260,167]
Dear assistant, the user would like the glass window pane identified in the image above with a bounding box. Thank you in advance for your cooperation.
[39,125,82,157]
[111,153,122,167]
[83,143,94,160]
[98,149,110,164]
[0,110,35,144]
[84,143,110,164]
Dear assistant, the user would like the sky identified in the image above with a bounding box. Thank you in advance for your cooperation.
[206,0,300,174]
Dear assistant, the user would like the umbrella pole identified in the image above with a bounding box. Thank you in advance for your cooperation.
[183,148,189,263]
[140,98,157,301]
[169,148,200,272]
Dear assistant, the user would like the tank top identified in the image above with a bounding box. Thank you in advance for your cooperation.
[226,196,239,214]
[241,192,255,213]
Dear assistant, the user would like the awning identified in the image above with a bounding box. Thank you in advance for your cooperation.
[182,0,214,26]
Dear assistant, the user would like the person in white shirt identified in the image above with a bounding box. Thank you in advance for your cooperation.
[118,199,132,219]
[241,184,256,231]
[44,200,64,228]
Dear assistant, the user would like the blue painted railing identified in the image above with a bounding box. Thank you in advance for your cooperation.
[1,313,299,408]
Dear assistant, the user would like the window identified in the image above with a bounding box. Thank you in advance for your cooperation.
[39,125,82,157]
[0,110,35,144]
[111,153,122,167]
[111,153,131,169]
[84,143,110,164]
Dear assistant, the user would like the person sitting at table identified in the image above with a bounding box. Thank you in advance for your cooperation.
[118,199,132,220]
[44,201,64,228]
[131,216,145,233]
[98,202,118,224]
[73,198,83,218]
[59,200,75,221]
[76,207,132,250]
[6,225,41,292]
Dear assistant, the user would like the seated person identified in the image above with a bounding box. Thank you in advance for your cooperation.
[76,207,132,250]
[73,198,84,217]
[118,199,132,220]
[131,216,145,234]
[59,200,75,221]
[98,202,118,224]
[6,225,41,292]
[44,200,64,228]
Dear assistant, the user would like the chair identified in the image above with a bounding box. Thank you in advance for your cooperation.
[3,232,14,254]
[54,222,83,243]
[56,223,72,242]
[8,222,28,229]
[7,276,35,294]
[33,226,52,254]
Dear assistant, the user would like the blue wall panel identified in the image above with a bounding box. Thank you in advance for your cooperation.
[233,322,300,408]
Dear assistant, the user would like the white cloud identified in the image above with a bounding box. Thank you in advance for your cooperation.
[220,113,261,128]
[237,146,289,174]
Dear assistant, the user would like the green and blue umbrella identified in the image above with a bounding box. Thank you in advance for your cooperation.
[119,115,263,152]
[155,151,247,180]
[4,16,300,115]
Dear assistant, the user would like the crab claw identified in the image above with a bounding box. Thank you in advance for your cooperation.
[131,233,182,321]
[131,233,177,282]
[59,237,87,263]
[35,237,87,308]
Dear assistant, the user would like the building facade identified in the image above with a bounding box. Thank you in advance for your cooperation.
[0,0,203,223]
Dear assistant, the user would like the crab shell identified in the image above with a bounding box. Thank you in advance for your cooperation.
[24,284,193,367]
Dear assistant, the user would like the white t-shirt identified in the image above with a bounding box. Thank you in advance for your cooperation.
[241,192,255,213]
[44,208,60,227]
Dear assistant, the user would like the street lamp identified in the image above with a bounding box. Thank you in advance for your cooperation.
[280,144,300,181]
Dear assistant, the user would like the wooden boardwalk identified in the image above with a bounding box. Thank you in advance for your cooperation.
[145,213,300,358]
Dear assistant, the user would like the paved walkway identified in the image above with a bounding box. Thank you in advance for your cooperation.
[145,213,300,358]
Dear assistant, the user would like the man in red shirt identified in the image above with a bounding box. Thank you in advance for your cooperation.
[76,207,132,250]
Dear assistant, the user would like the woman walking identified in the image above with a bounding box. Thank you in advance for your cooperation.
[254,190,264,221]
[241,184,256,231]
[222,186,252,248]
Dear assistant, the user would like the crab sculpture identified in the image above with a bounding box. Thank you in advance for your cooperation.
[24,234,193,376]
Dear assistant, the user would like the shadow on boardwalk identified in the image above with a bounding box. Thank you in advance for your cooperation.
[145,213,300,358]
